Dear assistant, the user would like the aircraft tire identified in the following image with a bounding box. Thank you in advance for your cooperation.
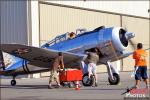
[108,73,120,85]
[11,80,16,86]
[82,73,94,86]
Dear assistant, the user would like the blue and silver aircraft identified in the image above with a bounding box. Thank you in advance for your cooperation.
[0,26,137,86]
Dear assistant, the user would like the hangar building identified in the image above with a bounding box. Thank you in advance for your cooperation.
[0,0,149,78]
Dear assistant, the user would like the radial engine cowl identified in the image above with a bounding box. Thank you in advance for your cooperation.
[112,27,135,52]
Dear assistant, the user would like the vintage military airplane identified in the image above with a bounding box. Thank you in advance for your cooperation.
[0,26,137,86]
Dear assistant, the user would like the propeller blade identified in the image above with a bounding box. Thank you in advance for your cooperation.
[123,26,136,50]
[129,39,136,50]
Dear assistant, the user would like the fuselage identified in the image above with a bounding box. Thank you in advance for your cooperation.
[42,27,133,64]
[1,26,134,76]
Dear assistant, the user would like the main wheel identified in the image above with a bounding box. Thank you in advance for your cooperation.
[11,80,16,86]
[108,73,120,85]
[82,73,94,86]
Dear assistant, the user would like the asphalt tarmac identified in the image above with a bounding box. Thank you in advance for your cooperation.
[0,71,149,100]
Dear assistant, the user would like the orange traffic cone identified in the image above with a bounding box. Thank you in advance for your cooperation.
[75,81,80,90]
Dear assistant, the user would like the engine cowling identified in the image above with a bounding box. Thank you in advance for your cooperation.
[112,27,135,52]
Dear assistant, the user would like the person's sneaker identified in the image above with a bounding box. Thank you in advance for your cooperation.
[131,85,138,89]
[135,85,139,89]
[57,85,61,88]
[48,85,53,89]
[91,83,97,87]
[95,83,98,87]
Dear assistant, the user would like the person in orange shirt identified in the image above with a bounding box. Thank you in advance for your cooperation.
[133,43,148,88]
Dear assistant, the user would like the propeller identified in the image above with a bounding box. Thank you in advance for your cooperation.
[124,26,136,50]
[129,39,136,50]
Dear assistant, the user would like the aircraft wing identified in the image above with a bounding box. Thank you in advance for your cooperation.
[110,48,150,62]
[121,48,150,59]
[1,44,86,69]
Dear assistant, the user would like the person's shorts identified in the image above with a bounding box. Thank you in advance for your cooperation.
[135,66,148,80]
[88,63,97,75]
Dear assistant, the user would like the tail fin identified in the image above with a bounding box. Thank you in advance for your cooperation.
[0,50,5,70]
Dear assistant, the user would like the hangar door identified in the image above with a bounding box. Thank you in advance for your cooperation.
[122,17,149,71]
[39,3,121,45]
[1,1,28,44]
[39,2,121,73]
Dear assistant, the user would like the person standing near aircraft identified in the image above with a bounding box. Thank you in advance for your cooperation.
[86,48,99,87]
[133,43,148,89]
[48,52,64,89]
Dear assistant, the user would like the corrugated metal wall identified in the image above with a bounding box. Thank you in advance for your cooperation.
[39,3,121,75]
[122,17,149,71]
[0,1,28,44]
[39,3,120,45]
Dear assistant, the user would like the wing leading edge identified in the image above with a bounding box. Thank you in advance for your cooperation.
[1,44,86,69]
[110,48,150,62]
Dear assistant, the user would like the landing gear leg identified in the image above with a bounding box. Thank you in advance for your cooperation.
[11,76,16,86]
[106,61,120,85]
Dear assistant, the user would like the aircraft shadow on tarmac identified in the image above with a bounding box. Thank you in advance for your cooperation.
[0,85,51,89]
[0,85,126,91]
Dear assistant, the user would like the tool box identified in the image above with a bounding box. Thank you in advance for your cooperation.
[59,69,83,82]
